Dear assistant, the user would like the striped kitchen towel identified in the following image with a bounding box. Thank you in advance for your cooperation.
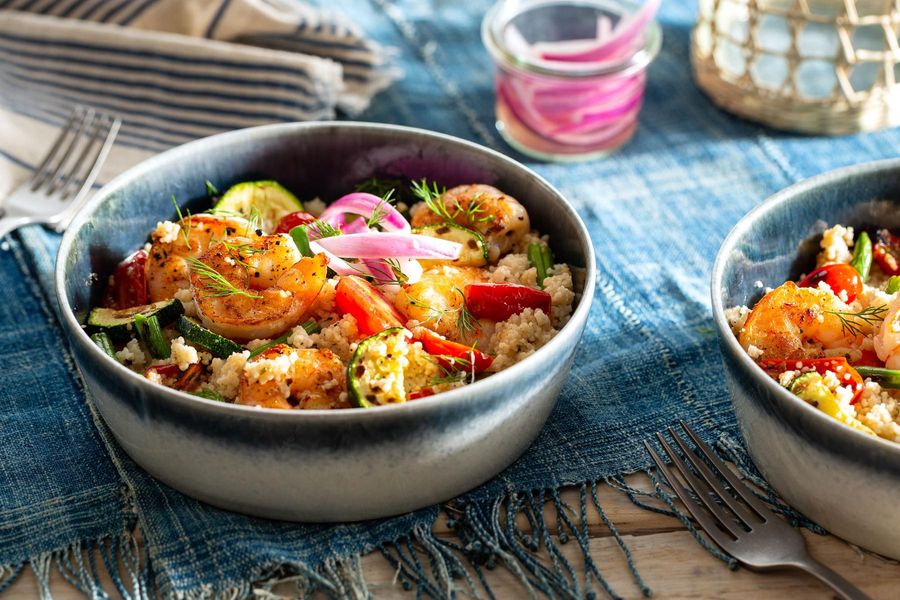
[0,0,397,195]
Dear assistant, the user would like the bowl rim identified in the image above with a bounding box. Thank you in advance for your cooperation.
[55,120,597,421]
[710,156,900,455]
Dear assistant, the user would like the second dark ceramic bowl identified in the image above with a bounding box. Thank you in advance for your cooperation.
[711,158,900,559]
[55,122,596,522]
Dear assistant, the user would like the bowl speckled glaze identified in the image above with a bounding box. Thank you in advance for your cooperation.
[711,158,900,559]
[55,122,595,522]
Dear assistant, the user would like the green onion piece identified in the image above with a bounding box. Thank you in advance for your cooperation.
[192,389,226,402]
[856,366,900,388]
[850,231,872,282]
[887,276,900,295]
[134,314,170,359]
[246,320,320,359]
[290,225,314,258]
[248,334,289,359]
[527,243,554,288]
[90,332,117,359]
[205,180,219,197]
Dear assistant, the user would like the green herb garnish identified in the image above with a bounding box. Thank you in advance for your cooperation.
[205,180,219,197]
[825,304,888,337]
[171,195,191,246]
[186,258,262,299]
[355,177,404,198]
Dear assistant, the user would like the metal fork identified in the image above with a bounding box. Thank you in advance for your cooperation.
[0,106,120,239]
[645,421,870,600]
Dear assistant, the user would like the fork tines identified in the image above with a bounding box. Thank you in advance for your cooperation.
[644,421,772,541]
[30,106,120,202]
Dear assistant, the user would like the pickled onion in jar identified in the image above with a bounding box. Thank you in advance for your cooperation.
[482,0,661,161]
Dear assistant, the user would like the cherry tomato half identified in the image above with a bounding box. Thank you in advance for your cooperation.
[463,283,552,322]
[102,249,148,310]
[798,263,862,303]
[274,211,316,234]
[759,357,864,404]
[873,229,900,276]
[334,275,405,337]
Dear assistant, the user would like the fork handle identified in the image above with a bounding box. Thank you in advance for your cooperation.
[789,556,871,600]
[0,215,34,239]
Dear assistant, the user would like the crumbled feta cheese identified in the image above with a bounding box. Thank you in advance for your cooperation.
[115,339,146,367]
[170,336,199,371]
[153,220,182,244]
[747,344,764,359]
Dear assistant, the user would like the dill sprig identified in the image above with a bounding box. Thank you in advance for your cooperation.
[412,179,453,222]
[454,288,479,339]
[411,179,493,228]
[221,241,265,256]
[171,195,191,246]
[186,257,262,299]
[825,304,888,337]
[407,288,480,339]
[306,219,342,240]
[347,258,409,286]
[366,190,395,229]
[426,352,476,387]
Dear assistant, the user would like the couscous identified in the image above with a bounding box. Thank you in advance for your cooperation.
[729,224,900,442]
[88,178,574,409]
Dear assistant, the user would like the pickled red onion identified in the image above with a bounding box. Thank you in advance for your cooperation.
[315,232,461,260]
[319,192,410,232]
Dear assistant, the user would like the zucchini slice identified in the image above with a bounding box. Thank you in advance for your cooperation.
[413,223,489,267]
[347,327,443,407]
[88,299,183,342]
[348,328,411,408]
[213,180,303,233]
[175,316,243,359]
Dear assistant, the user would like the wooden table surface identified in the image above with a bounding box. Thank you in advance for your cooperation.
[7,474,899,599]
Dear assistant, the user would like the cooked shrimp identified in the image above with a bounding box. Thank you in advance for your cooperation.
[411,184,530,261]
[190,235,327,341]
[146,214,253,302]
[739,281,860,360]
[394,265,488,343]
[237,344,347,409]
[874,294,900,368]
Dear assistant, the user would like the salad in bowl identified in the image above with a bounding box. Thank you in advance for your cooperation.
[87,177,575,410]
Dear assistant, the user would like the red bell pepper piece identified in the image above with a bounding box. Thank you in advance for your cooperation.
[798,263,862,303]
[408,387,436,400]
[103,249,148,309]
[759,357,864,404]
[415,327,493,373]
[144,363,204,391]
[464,283,551,322]
[334,275,405,337]
[274,211,316,234]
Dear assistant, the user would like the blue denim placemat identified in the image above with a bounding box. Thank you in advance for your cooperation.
[3,0,900,597]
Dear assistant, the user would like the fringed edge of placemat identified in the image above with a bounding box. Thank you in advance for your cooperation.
[170,433,825,599]
[0,527,152,599]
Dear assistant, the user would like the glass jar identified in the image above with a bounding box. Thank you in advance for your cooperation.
[482,0,662,161]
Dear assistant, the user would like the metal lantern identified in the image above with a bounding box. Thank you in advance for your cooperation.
[692,0,900,134]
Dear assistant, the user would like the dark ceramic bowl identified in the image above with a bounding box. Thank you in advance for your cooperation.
[55,122,596,522]
[711,158,900,558]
